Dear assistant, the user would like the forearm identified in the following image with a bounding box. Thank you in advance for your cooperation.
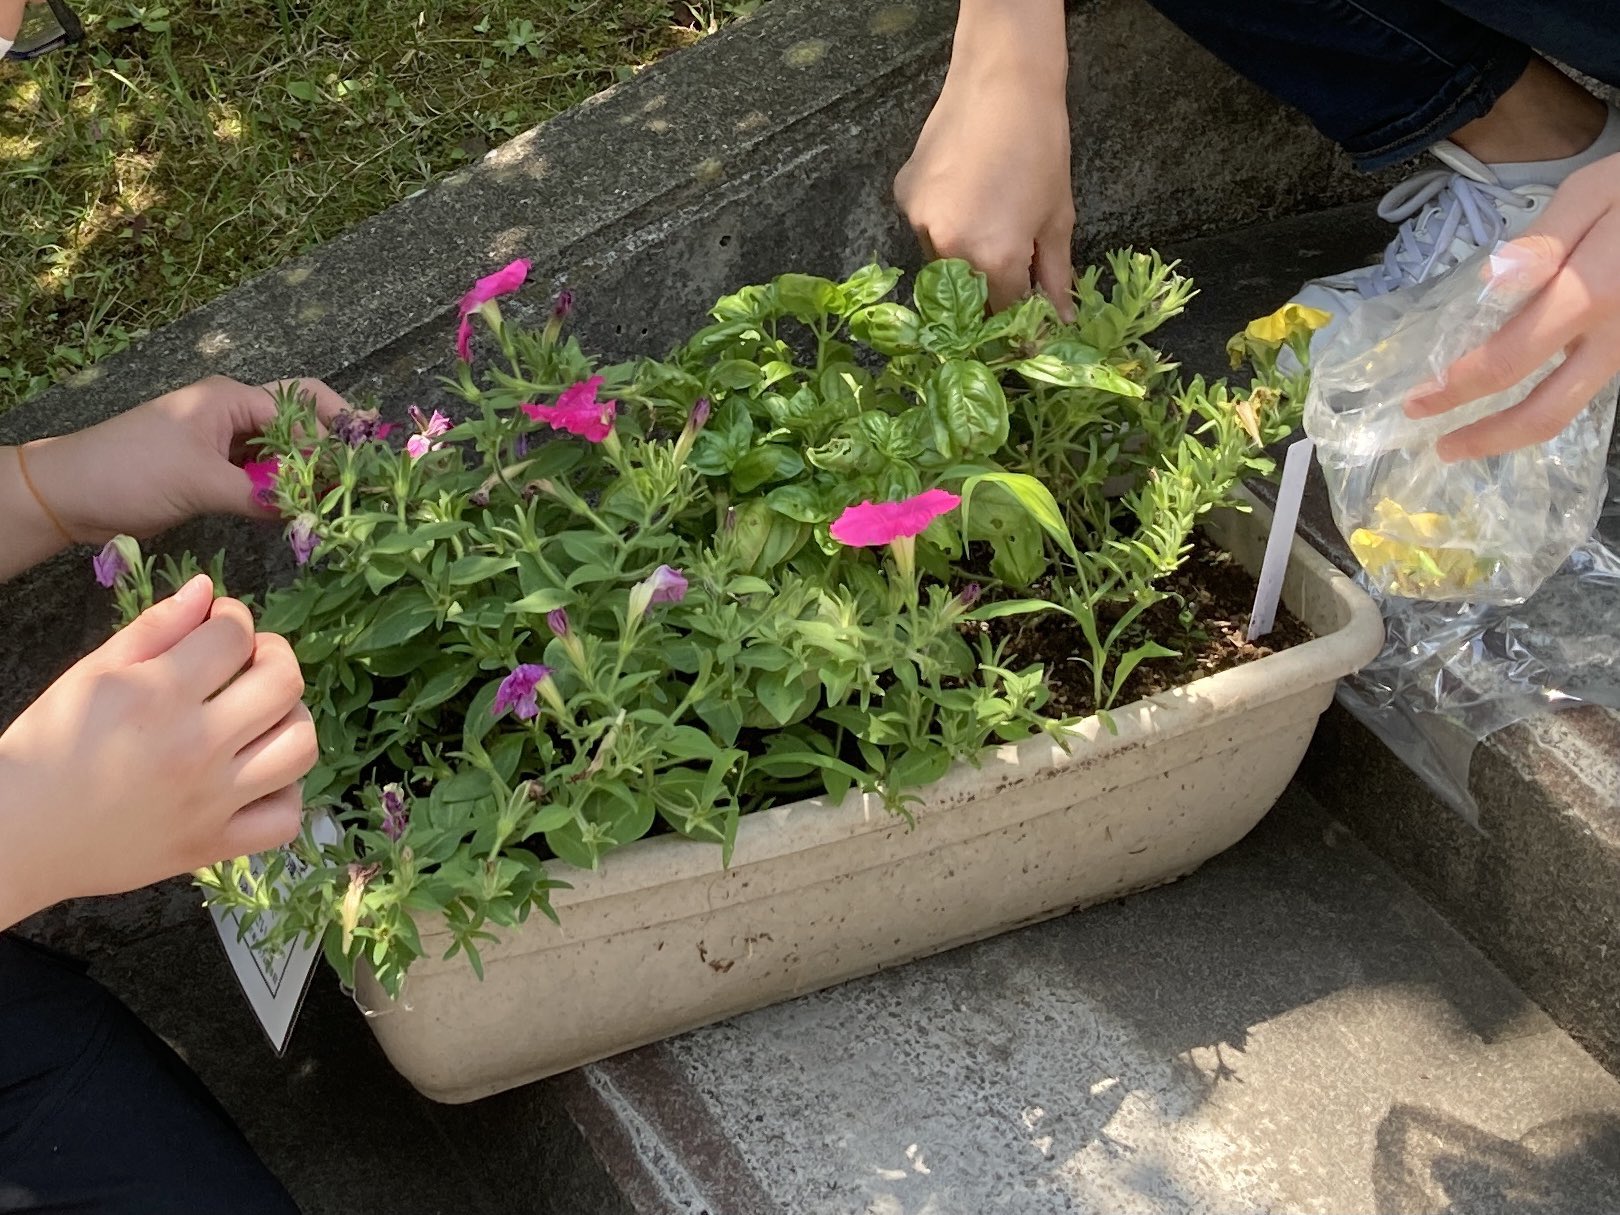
[0,754,48,932]
[0,443,78,582]
[950,0,1070,93]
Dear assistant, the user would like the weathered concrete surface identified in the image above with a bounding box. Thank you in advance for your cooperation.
[484,790,1620,1215]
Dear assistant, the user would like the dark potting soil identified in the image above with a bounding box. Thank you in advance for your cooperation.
[976,536,1314,720]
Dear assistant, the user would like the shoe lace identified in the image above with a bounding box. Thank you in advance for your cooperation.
[1354,170,1537,298]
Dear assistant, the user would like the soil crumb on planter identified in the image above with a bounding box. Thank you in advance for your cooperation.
[982,537,1314,720]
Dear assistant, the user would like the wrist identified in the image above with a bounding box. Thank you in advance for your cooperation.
[951,0,1069,93]
[0,444,77,582]
[18,430,115,545]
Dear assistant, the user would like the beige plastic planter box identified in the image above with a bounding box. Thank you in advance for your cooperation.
[356,492,1383,1103]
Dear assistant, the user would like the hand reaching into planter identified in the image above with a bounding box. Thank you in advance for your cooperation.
[895,0,1076,319]
[0,577,317,930]
[1,375,347,580]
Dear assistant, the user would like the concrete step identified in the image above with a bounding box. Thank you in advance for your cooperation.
[458,789,1620,1215]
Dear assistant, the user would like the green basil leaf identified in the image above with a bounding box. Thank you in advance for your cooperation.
[839,263,903,311]
[849,303,922,356]
[773,273,839,322]
[913,259,988,336]
[926,359,1009,459]
[730,444,804,494]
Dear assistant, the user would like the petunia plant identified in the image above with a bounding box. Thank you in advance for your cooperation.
[100,254,1316,995]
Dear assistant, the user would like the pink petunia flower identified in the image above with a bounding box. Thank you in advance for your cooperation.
[829,489,962,548]
[521,376,617,444]
[244,458,281,506]
[406,406,451,460]
[455,258,531,361]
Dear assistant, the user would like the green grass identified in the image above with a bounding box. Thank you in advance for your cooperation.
[0,0,761,412]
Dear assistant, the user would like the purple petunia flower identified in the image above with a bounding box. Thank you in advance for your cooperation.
[92,540,129,588]
[492,663,552,721]
[288,514,319,566]
[546,608,570,639]
[380,784,409,841]
[627,565,688,621]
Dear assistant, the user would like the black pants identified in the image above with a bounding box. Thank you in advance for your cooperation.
[1146,0,1620,169]
[0,934,298,1214]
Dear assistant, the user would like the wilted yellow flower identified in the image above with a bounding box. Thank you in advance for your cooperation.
[1227,302,1334,369]
[1244,303,1333,345]
[1347,498,1499,598]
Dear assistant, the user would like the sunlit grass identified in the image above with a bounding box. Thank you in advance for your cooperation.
[0,0,763,412]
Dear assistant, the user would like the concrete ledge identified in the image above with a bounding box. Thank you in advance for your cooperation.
[494,792,1620,1214]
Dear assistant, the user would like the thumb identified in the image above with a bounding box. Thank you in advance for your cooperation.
[197,456,274,521]
[97,575,215,667]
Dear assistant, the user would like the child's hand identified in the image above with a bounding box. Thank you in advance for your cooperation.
[1408,153,1620,460]
[0,576,317,927]
[26,375,347,543]
[895,0,1074,318]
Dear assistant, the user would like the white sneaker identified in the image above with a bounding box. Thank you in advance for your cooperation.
[1291,141,1553,360]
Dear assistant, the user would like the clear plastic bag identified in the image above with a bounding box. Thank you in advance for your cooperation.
[1301,240,1620,821]
[1305,242,1619,606]
[1336,520,1620,823]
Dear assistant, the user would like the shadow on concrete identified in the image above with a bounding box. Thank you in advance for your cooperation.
[1374,1105,1620,1215]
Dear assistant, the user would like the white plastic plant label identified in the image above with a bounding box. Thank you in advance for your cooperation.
[1248,437,1314,641]
[211,811,339,1054]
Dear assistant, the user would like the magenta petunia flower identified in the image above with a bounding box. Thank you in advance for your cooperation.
[550,289,574,324]
[406,407,451,459]
[829,489,962,548]
[492,663,552,721]
[520,376,616,444]
[380,784,409,842]
[288,514,319,566]
[244,457,281,506]
[455,258,531,362]
[92,540,129,588]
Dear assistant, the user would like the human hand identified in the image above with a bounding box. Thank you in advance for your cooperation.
[0,576,316,926]
[894,0,1075,319]
[24,375,346,543]
[1407,153,1620,461]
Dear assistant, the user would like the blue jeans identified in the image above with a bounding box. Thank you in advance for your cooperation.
[1145,0,1620,170]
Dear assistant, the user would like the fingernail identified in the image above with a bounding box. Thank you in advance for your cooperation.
[177,574,212,605]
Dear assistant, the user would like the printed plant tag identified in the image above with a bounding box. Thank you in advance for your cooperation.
[210,811,339,1054]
